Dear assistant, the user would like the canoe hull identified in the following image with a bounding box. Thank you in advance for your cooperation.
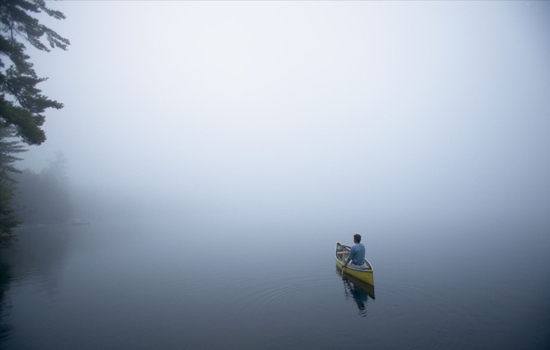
[335,266,375,300]
[335,242,374,285]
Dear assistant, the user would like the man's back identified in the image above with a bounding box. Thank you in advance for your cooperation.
[349,243,365,265]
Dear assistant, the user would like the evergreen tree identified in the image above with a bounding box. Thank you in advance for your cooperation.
[42,150,68,183]
[0,184,18,244]
[0,126,26,184]
[0,1,68,244]
[0,126,26,244]
[0,0,70,145]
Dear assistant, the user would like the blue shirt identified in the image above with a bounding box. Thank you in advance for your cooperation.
[348,243,365,265]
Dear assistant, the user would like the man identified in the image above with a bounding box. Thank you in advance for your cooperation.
[342,234,366,268]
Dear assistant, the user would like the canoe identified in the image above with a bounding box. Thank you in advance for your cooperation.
[335,242,374,285]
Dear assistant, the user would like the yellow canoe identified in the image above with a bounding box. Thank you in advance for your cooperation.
[335,242,374,285]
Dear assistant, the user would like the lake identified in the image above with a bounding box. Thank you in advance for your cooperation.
[1,215,549,349]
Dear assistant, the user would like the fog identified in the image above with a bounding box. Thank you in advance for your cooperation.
[18,2,550,227]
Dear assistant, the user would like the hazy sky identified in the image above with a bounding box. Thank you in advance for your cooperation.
[19,1,550,223]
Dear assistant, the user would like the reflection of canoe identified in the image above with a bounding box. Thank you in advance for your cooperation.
[335,242,374,285]
[335,266,375,300]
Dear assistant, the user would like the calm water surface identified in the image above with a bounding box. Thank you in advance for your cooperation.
[1,217,549,349]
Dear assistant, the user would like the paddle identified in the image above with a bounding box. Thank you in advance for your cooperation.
[340,244,348,278]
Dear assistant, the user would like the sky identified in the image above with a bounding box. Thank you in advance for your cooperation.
[18,1,550,224]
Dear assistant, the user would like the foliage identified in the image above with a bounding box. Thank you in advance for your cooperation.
[0,125,26,183]
[0,0,70,145]
[0,183,18,244]
[0,126,26,244]
[0,1,68,244]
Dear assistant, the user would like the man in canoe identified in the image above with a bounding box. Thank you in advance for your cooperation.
[342,234,366,268]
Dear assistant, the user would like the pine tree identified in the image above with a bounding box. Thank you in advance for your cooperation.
[0,126,26,184]
[0,126,26,244]
[0,0,68,244]
[0,0,70,145]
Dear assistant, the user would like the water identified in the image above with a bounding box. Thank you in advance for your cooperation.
[1,216,549,349]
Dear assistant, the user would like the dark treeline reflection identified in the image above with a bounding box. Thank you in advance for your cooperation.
[0,224,73,344]
[0,263,13,342]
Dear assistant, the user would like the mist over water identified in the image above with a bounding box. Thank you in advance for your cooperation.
[2,1,550,349]
[16,2,549,228]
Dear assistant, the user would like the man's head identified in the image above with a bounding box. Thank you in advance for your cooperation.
[354,234,361,243]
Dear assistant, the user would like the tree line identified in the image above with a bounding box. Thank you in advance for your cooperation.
[1,0,70,245]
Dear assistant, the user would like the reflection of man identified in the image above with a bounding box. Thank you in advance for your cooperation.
[343,279,369,316]
[342,234,366,268]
